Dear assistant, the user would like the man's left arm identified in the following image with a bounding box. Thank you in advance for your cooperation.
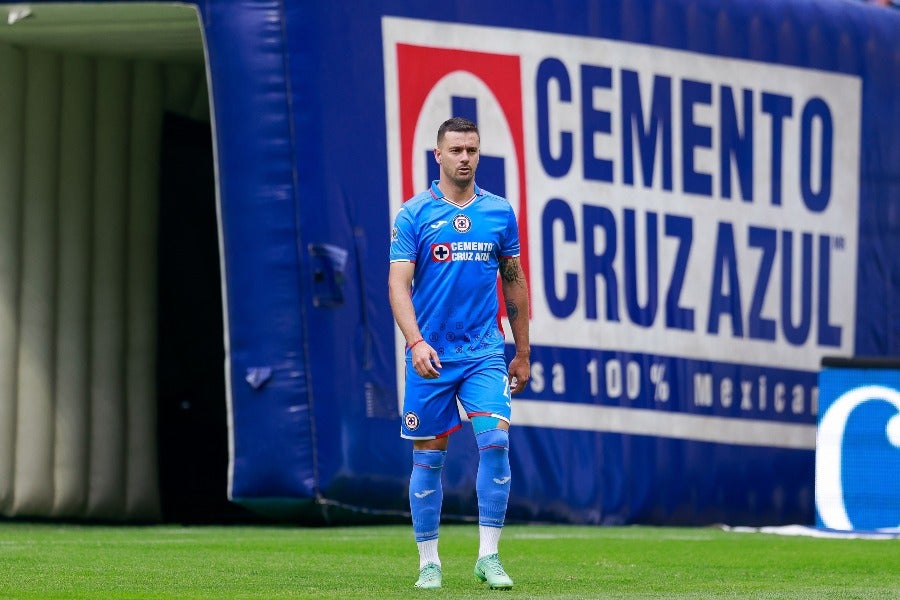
[499,256,530,395]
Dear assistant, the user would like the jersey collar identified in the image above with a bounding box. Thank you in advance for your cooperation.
[429,180,484,203]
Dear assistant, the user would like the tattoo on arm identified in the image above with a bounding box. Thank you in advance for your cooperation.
[505,299,519,321]
[501,258,525,322]
[499,257,524,284]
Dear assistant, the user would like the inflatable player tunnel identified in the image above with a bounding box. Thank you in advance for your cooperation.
[1,0,899,526]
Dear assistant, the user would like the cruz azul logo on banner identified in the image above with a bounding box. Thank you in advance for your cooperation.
[383,17,861,444]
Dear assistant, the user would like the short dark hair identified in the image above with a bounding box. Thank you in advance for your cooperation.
[437,117,479,144]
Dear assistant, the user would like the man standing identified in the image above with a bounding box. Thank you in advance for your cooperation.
[388,117,531,590]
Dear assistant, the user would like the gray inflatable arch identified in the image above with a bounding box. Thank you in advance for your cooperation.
[0,3,209,520]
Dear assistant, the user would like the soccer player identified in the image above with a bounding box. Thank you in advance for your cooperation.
[388,117,531,590]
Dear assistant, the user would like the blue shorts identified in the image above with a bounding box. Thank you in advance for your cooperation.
[401,353,511,440]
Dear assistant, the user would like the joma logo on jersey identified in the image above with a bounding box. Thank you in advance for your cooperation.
[391,43,532,299]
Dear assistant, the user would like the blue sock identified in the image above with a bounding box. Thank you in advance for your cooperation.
[410,449,446,542]
[475,428,510,528]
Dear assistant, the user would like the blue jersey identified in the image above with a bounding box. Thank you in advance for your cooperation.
[390,181,520,361]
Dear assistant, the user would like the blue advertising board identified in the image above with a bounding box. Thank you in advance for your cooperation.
[189,0,900,525]
[816,358,900,531]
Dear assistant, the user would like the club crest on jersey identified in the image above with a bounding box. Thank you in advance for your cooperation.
[452,214,471,233]
[404,411,420,431]
[391,227,398,243]
[431,243,452,262]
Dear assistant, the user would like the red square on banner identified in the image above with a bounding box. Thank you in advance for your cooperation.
[395,44,531,316]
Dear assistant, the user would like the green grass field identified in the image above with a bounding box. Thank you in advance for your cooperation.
[0,522,897,599]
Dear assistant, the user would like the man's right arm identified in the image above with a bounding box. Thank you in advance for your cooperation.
[388,261,421,345]
[389,261,442,377]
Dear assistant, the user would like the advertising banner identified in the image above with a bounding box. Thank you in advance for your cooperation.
[384,17,861,451]
[816,358,900,531]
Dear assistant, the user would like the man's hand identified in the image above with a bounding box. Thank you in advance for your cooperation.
[411,341,442,378]
[508,354,530,395]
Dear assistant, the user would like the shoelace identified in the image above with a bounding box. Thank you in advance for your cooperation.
[421,565,440,580]
[483,557,505,574]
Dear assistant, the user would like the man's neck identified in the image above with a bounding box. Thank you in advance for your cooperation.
[438,181,475,205]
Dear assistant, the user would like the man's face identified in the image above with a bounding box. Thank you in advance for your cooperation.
[435,130,480,187]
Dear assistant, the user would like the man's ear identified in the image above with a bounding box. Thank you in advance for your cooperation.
[433,148,441,163]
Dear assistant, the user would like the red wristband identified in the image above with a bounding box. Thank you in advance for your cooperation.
[409,338,425,349]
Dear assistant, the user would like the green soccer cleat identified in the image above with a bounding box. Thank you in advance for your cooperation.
[474,553,514,590]
[415,562,442,589]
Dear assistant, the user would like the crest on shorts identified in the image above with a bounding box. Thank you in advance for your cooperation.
[452,214,471,233]
[404,411,420,431]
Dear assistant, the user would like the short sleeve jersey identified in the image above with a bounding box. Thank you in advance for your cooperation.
[390,181,521,361]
